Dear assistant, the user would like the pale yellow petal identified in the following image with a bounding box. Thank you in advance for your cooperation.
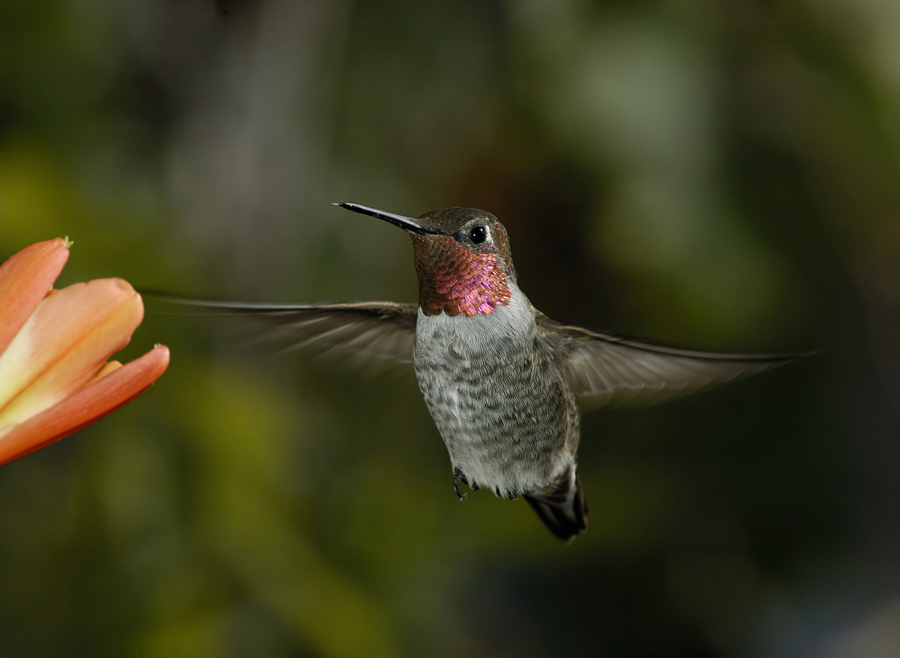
[0,345,170,465]
[0,278,142,432]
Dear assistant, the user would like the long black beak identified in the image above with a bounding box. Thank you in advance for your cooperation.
[334,203,442,235]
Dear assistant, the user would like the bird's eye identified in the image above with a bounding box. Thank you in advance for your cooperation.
[468,225,487,244]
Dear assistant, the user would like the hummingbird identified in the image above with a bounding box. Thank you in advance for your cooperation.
[172,203,796,542]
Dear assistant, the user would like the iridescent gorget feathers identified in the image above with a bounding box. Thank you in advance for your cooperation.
[411,234,511,316]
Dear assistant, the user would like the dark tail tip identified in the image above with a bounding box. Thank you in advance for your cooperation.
[524,477,589,543]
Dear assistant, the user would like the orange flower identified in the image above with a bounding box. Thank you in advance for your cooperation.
[0,238,169,466]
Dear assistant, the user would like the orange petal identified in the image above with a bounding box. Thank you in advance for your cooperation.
[0,345,170,466]
[0,238,69,356]
[0,278,143,430]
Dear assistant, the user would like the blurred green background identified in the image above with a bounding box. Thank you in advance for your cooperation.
[1,0,899,656]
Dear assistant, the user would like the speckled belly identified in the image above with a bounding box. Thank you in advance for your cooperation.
[413,306,578,497]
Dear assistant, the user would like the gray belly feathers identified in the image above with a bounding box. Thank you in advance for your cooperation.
[413,287,579,498]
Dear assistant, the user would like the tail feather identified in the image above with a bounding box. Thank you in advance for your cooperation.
[524,475,588,542]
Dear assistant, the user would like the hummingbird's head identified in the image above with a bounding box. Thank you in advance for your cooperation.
[336,203,516,317]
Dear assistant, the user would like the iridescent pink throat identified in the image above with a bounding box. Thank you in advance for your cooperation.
[412,235,512,317]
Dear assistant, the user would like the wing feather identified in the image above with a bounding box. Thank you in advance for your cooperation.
[153,297,418,366]
[539,316,802,409]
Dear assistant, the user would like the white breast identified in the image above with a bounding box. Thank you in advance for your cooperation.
[414,283,534,358]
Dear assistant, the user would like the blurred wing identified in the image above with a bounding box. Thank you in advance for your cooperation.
[154,296,418,366]
[540,316,801,409]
